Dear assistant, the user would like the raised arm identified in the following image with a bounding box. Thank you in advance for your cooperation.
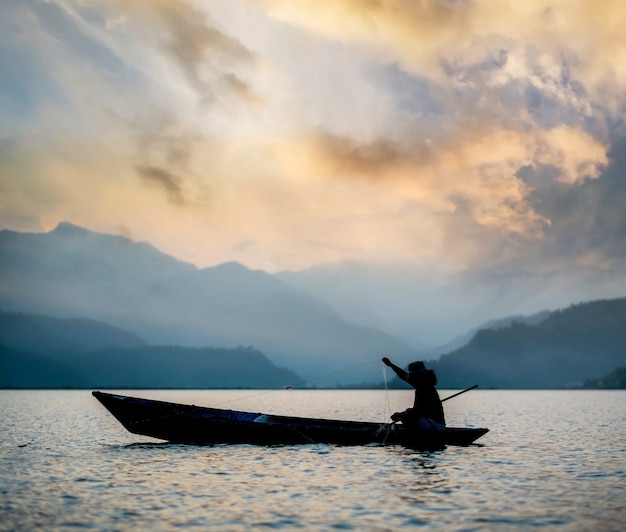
[381,357,408,382]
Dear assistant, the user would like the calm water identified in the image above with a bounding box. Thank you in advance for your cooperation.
[1,389,625,531]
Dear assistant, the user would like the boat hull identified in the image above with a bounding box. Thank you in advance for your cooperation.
[92,391,488,448]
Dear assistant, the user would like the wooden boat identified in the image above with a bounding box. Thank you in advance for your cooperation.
[92,391,488,448]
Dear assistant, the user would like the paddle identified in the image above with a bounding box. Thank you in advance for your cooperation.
[441,384,478,402]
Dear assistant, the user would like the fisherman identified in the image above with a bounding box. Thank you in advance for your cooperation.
[381,357,445,431]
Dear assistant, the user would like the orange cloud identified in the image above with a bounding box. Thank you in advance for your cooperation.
[267,121,606,245]
[0,0,620,273]
[250,0,626,99]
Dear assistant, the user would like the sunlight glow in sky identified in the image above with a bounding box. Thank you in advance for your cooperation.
[1,0,626,272]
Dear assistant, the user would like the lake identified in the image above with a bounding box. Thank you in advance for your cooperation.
[1,389,625,531]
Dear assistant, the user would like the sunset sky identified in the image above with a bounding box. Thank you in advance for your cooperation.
[1,0,626,275]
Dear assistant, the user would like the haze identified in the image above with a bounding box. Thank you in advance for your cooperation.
[1,1,626,347]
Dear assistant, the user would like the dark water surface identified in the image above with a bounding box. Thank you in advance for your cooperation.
[1,389,625,531]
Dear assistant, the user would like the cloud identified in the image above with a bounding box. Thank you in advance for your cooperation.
[536,126,608,184]
[236,0,622,271]
[132,0,260,106]
[248,0,471,78]
[1,0,625,277]
[525,138,626,268]
[250,0,626,98]
[248,0,620,184]
[269,120,606,253]
[0,1,262,208]
[135,165,185,206]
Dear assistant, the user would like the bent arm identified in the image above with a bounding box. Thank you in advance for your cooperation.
[381,357,408,382]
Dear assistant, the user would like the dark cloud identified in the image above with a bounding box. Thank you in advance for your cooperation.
[149,0,261,106]
[481,134,626,271]
[304,126,616,271]
[220,72,265,108]
[319,134,406,173]
[131,114,208,206]
[546,136,626,265]
[135,164,185,206]
[311,131,431,178]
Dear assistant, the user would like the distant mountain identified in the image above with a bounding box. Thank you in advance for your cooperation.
[0,345,84,388]
[1,222,195,280]
[0,222,195,319]
[4,223,624,388]
[0,224,418,384]
[0,311,147,358]
[277,260,626,351]
[0,311,302,389]
[66,345,301,389]
[429,298,626,388]
[0,342,301,390]
[422,310,552,358]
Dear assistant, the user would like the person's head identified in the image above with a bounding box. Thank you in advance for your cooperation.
[408,361,425,374]
[407,361,437,386]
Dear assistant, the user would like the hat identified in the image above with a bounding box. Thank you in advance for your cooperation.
[408,361,426,373]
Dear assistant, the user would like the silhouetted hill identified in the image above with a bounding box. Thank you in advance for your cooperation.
[67,345,301,389]
[422,310,552,358]
[0,309,304,388]
[0,341,302,389]
[430,298,626,388]
[0,311,147,357]
[0,224,418,384]
[0,311,305,389]
[0,345,85,388]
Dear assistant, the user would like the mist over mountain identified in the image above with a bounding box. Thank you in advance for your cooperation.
[2,223,625,388]
[0,224,418,385]
[0,222,195,321]
[277,261,625,351]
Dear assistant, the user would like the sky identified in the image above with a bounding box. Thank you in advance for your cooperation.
[1,0,626,277]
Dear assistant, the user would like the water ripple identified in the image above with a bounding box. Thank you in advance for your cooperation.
[1,390,625,531]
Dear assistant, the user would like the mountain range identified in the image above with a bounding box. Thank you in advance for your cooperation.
[0,223,417,385]
[428,298,626,388]
[1,223,625,388]
[0,312,301,389]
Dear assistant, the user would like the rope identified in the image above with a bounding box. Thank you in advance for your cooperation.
[208,359,381,408]
[296,359,380,387]
[382,362,392,420]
